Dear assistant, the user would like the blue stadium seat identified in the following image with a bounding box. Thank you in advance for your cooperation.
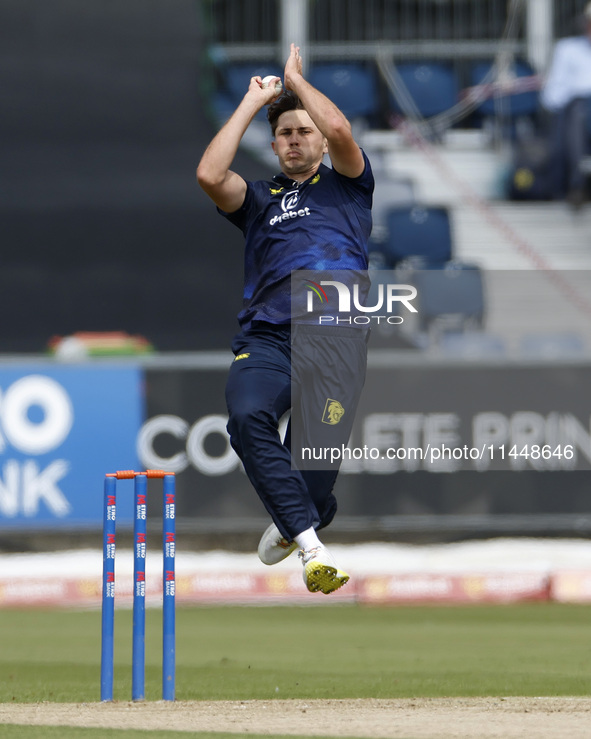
[382,205,453,267]
[224,63,283,101]
[470,59,539,118]
[370,176,417,246]
[410,262,486,333]
[388,62,459,118]
[222,63,283,121]
[308,63,379,121]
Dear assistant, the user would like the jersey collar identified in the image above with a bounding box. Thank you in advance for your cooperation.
[272,163,327,188]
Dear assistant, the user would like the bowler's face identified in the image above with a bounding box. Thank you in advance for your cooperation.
[271,109,328,180]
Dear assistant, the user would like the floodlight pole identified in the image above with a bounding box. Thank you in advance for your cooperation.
[280,0,309,75]
[526,0,553,73]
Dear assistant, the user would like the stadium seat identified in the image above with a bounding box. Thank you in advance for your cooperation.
[308,63,380,122]
[381,205,453,267]
[388,62,459,118]
[470,59,539,118]
[224,63,283,101]
[222,63,283,121]
[370,176,417,245]
[407,262,486,333]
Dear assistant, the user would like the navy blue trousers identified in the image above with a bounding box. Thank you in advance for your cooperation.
[225,322,368,541]
[548,97,590,196]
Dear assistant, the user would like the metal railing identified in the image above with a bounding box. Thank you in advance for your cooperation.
[204,0,279,44]
[310,0,510,43]
[203,0,589,63]
[202,0,590,140]
[555,0,591,37]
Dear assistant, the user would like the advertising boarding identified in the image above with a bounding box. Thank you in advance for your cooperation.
[0,366,143,528]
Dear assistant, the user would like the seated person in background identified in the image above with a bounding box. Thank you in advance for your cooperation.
[541,2,591,208]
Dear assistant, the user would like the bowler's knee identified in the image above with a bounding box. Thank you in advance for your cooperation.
[227,400,277,445]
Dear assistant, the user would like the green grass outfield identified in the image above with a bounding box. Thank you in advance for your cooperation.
[1,603,590,702]
[1,603,590,737]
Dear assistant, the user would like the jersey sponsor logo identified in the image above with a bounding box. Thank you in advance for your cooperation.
[234,353,250,361]
[281,190,300,211]
[269,188,312,226]
[322,399,345,425]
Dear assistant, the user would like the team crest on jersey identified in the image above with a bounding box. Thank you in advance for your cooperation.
[321,398,345,425]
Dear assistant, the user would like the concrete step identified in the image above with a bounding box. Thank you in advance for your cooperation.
[360,132,591,354]
[363,133,591,271]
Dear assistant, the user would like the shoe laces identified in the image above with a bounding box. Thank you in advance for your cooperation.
[298,546,323,565]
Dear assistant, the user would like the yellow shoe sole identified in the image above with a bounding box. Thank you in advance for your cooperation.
[304,562,350,594]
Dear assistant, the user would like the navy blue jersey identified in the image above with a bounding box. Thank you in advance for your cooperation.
[219,150,374,329]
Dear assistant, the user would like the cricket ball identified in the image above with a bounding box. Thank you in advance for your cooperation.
[261,75,283,94]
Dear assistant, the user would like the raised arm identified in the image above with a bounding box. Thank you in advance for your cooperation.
[283,44,365,179]
[197,77,279,212]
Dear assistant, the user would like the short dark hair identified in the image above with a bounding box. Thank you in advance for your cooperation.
[267,91,305,135]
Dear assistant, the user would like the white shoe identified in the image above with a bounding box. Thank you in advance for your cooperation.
[299,546,350,594]
[257,523,298,565]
